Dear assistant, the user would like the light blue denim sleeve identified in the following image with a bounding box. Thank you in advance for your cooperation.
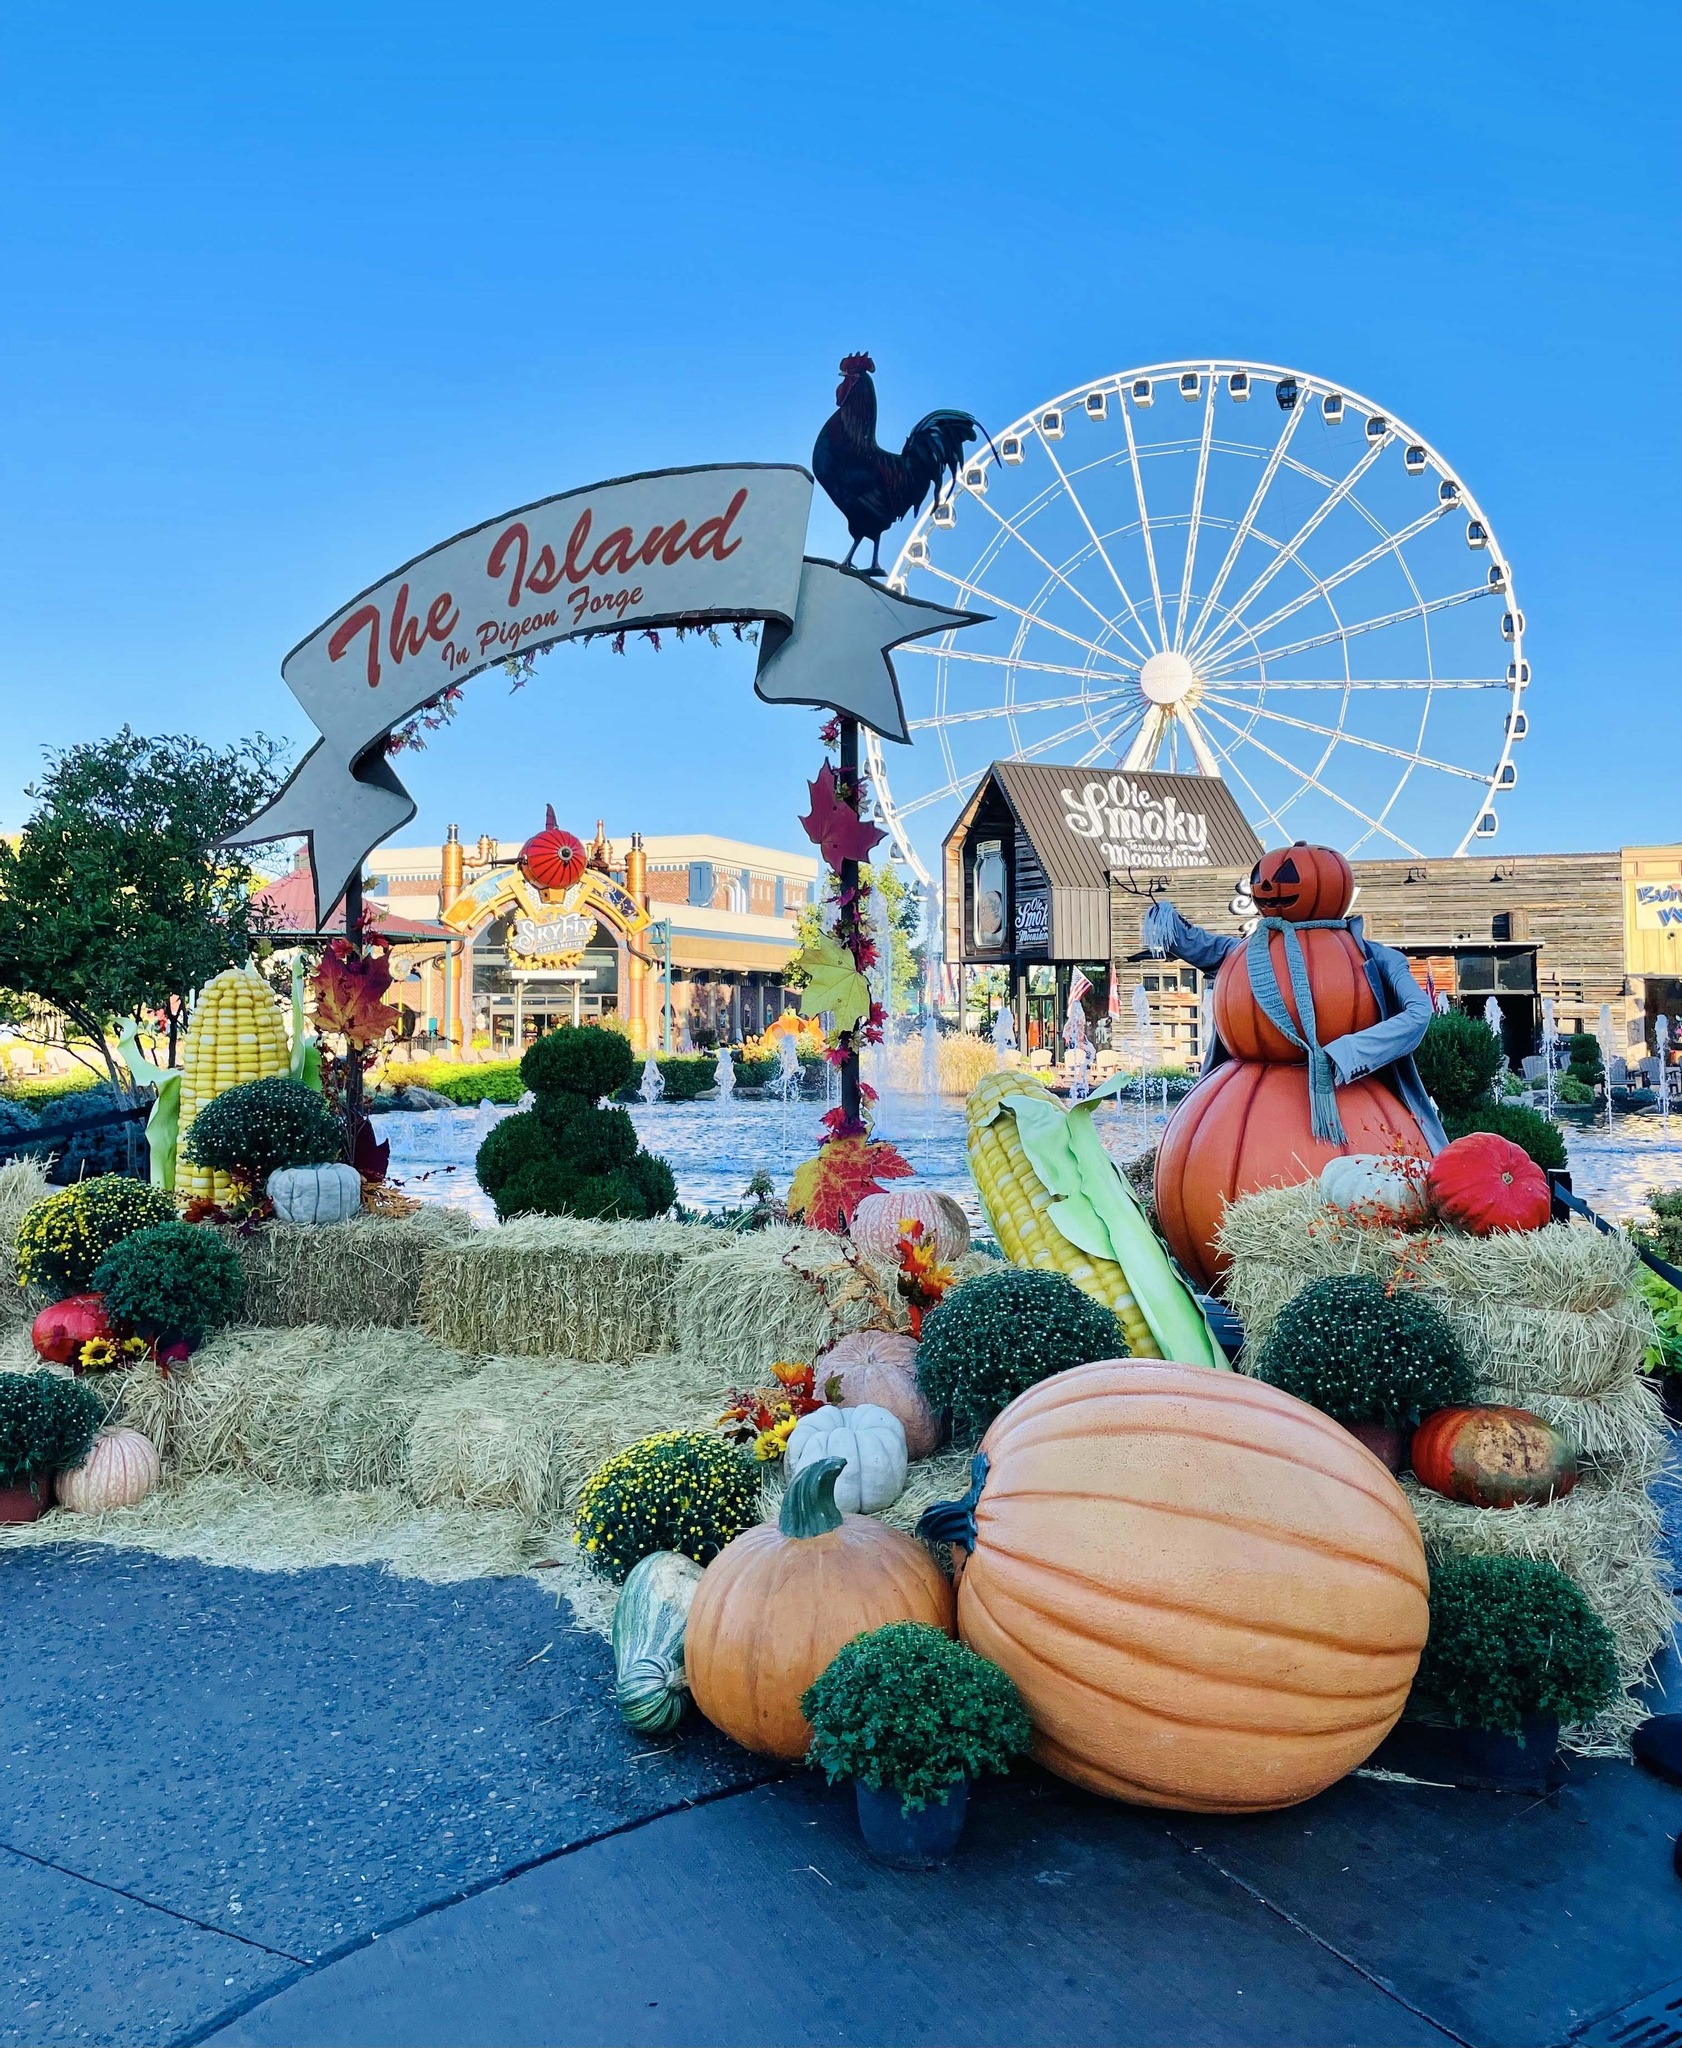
[1323,944,1433,1084]
[1140,898,1242,976]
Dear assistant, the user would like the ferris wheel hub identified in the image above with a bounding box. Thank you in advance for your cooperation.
[1138,650,1200,707]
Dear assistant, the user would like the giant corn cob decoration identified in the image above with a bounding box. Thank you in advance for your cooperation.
[965,1070,1223,1369]
[177,966,291,1204]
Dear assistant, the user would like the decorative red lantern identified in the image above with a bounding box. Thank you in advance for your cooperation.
[32,1293,112,1366]
[519,806,588,894]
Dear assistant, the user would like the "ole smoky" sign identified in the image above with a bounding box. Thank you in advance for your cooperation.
[1061,773,1215,871]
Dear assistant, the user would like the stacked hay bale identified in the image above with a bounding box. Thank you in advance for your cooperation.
[1219,1183,1674,1751]
[229,1209,476,1327]
[0,1156,51,1316]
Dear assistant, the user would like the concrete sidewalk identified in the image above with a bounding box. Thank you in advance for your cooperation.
[2,1545,1678,2048]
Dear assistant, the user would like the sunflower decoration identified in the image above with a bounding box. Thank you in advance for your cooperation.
[76,1335,120,1373]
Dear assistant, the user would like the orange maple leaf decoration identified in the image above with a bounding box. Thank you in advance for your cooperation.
[313,936,400,1049]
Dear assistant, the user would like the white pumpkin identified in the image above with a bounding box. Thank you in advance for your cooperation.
[1319,1153,1429,1223]
[784,1403,908,1514]
[850,1189,970,1267]
[57,1428,160,1513]
[267,1162,363,1226]
[815,1330,945,1460]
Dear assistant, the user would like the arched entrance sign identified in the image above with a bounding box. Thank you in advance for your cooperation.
[227,462,986,925]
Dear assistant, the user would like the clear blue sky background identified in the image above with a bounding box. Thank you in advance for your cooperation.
[0,0,1674,861]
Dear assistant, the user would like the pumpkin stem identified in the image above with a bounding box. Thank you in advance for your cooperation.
[780,1456,846,1538]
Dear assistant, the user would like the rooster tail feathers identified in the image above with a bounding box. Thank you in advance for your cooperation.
[902,409,995,516]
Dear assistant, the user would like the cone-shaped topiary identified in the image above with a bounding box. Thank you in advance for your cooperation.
[475,1025,675,1222]
[916,1267,1127,1437]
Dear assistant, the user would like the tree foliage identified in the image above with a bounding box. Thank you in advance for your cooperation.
[0,728,286,1085]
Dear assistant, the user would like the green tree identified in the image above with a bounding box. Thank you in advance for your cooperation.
[0,728,286,1094]
[790,862,921,1017]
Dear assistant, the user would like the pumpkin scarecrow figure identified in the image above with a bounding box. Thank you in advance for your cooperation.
[1145,841,1446,1290]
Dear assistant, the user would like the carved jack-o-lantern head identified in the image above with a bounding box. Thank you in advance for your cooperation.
[1248,842,1354,923]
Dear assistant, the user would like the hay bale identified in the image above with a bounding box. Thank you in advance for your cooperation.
[1403,1475,1676,1754]
[120,1324,479,1491]
[228,1209,474,1328]
[419,1217,714,1361]
[0,1157,51,1315]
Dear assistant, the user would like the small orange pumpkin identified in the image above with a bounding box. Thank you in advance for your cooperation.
[1410,1405,1576,1507]
[1213,926,1380,1062]
[1247,842,1354,923]
[685,1456,954,1759]
[934,1361,1429,1812]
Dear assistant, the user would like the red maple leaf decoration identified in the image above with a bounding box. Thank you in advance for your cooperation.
[799,762,885,872]
[801,1134,913,1233]
[313,937,400,1050]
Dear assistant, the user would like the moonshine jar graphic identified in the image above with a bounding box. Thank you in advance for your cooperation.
[973,840,1006,950]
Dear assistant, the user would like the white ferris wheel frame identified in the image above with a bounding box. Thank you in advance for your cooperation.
[867,357,1527,888]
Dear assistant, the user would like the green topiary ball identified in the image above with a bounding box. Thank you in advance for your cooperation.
[1414,1011,1504,1117]
[917,1267,1127,1438]
[182,1076,344,1186]
[574,1429,760,1578]
[93,1222,245,1347]
[1416,1554,1618,1735]
[1443,1100,1567,1173]
[521,1024,636,1104]
[1252,1273,1474,1427]
[14,1176,176,1298]
[0,1371,105,1485]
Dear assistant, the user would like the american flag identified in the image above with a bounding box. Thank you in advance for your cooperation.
[1067,968,1094,1011]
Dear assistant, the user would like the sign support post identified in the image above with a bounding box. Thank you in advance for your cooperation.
[838,716,863,1133]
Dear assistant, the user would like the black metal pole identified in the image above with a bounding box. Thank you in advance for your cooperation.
[839,715,862,1131]
[343,871,364,1142]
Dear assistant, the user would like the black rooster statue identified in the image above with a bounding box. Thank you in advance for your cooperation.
[812,352,993,577]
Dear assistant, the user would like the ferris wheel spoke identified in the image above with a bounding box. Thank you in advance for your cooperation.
[1007,702,1141,767]
[1211,676,1507,693]
[898,645,1137,687]
[1173,374,1218,650]
[909,685,1136,732]
[1199,691,1490,781]
[1172,706,1225,777]
[1120,706,1168,771]
[1074,704,1150,768]
[914,561,1135,671]
[1183,398,1308,648]
[1120,401,1170,644]
[1202,504,1448,661]
[1195,703,1422,856]
[1192,724,1286,836]
[1203,584,1492,677]
[1185,439,1388,666]
[963,489,1154,664]
[1034,436,1159,656]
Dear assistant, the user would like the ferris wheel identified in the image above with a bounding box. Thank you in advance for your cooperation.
[869,358,1528,884]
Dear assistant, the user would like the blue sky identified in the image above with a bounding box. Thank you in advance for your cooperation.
[0,0,1674,865]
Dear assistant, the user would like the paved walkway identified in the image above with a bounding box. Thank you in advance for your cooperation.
[2,1545,1678,2048]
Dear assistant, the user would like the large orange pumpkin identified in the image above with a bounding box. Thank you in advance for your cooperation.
[1155,1061,1431,1289]
[685,1456,954,1760]
[1410,1405,1577,1507]
[944,1361,1429,1813]
[1213,926,1380,1062]
[1248,842,1354,923]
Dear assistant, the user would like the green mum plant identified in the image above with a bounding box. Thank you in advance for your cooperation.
[917,1267,1126,1438]
[0,1371,105,1486]
[1416,1554,1618,1737]
[182,1076,344,1188]
[1443,1099,1568,1171]
[1252,1273,1474,1428]
[574,1429,759,1578]
[15,1177,175,1298]
[93,1223,245,1349]
[802,1623,1032,1813]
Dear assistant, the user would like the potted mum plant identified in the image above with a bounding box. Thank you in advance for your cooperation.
[92,1223,245,1360]
[1252,1272,1476,1471]
[0,1371,106,1522]
[801,1622,1030,1869]
[1412,1553,1619,1788]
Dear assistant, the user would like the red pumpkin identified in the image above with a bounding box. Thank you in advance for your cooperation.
[1213,926,1380,1062]
[1155,1063,1432,1290]
[1427,1132,1550,1236]
[1248,842,1354,923]
[31,1293,111,1366]
[519,805,588,894]
[1410,1405,1577,1507]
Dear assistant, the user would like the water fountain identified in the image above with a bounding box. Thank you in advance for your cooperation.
[1659,1014,1671,1128]
[1131,983,1154,1149]
[639,1052,665,1104]
[714,1043,737,1104]
[774,1027,801,1174]
[991,1002,1017,1065]
[1599,1001,1615,1132]
[1483,995,1504,1043]
[1541,996,1557,1121]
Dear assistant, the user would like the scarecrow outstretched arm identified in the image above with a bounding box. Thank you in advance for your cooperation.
[1141,898,1243,976]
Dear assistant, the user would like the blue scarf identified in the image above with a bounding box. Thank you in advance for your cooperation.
[1243,917,1351,1146]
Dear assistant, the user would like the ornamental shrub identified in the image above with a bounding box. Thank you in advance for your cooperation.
[1416,1554,1618,1735]
[93,1222,245,1346]
[654,1054,718,1102]
[1566,1027,1604,1086]
[15,1176,175,1297]
[802,1622,1032,1812]
[1636,1271,1682,1381]
[1552,1075,1594,1107]
[917,1267,1126,1438]
[1443,1100,1568,1173]
[476,1025,675,1223]
[182,1076,344,1187]
[0,1371,104,1484]
[1252,1273,1474,1427]
[574,1429,759,1577]
[1414,1011,1503,1116]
